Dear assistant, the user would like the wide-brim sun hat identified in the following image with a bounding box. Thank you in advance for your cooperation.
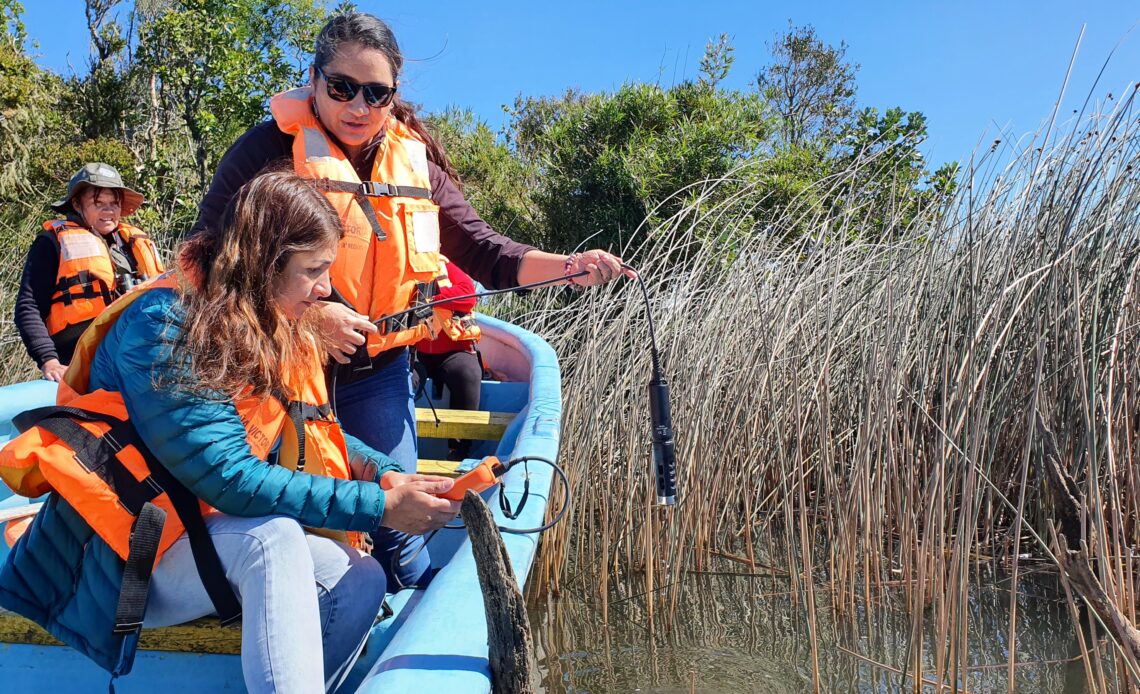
[50,162,145,217]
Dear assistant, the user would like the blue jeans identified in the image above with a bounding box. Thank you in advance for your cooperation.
[145,514,385,693]
[334,349,433,588]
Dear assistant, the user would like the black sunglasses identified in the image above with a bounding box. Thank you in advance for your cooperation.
[315,66,397,108]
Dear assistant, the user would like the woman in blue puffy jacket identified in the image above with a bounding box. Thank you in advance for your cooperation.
[0,171,461,692]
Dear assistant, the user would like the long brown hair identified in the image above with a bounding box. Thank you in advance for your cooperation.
[174,170,343,400]
[313,11,463,187]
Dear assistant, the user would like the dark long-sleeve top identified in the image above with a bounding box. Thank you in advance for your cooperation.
[15,219,141,367]
[15,235,64,367]
[190,120,535,291]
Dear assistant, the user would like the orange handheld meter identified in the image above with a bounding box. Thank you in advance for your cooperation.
[437,456,507,501]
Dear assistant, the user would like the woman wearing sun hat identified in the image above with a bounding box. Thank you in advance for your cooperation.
[14,162,164,381]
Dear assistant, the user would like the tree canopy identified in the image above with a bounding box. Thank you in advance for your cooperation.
[1,5,957,256]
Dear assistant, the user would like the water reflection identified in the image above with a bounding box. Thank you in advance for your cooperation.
[531,571,1099,692]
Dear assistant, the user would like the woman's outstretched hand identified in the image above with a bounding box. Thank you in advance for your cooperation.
[313,302,378,364]
[379,475,462,535]
[568,249,638,287]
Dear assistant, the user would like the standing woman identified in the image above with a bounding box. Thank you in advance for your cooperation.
[192,12,634,586]
[0,171,460,692]
[15,163,164,381]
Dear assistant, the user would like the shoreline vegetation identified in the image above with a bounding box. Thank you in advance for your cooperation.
[504,86,1140,691]
[3,2,1139,691]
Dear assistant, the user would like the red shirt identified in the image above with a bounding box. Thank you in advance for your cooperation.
[418,262,478,355]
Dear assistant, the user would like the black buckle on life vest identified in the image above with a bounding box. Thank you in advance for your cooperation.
[53,271,114,307]
[270,390,335,473]
[358,180,432,200]
[377,281,440,335]
[360,181,398,197]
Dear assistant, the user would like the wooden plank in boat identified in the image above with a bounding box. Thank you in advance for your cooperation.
[0,609,241,654]
[416,459,464,477]
[415,408,512,441]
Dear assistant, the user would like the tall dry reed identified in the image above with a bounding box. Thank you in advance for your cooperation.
[511,86,1140,691]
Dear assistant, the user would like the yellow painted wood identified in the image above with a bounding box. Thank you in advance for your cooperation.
[415,408,512,441]
[0,609,241,654]
[416,459,464,477]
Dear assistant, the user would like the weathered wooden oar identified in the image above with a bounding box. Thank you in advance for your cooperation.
[461,489,536,694]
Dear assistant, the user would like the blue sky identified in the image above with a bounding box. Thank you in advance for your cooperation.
[17,1,1140,170]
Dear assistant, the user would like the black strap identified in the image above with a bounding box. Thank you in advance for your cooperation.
[35,417,162,515]
[269,390,333,473]
[113,501,166,635]
[142,457,241,626]
[15,404,242,628]
[358,180,432,200]
[109,501,166,680]
[315,179,388,241]
[13,404,111,433]
[52,270,114,306]
[377,281,440,335]
[314,179,432,241]
[17,406,164,515]
[287,402,307,472]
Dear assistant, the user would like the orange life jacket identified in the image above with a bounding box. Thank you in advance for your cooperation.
[0,274,359,566]
[1,274,365,673]
[41,220,164,337]
[270,87,451,356]
[436,307,482,344]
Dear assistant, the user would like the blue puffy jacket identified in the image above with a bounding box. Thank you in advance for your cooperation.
[0,286,401,671]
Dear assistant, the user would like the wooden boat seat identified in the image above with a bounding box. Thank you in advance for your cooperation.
[414,407,512,441]
[414,407,514,477]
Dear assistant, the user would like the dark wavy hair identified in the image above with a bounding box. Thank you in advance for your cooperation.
[313,12,461,186]
[174,170,343,400]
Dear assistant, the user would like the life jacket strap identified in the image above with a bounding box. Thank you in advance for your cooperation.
[16,407,163,516]
[13,405,243,633]
[377,280,440,335]
[357,180,432,200]
[52,270,115,307]
[110,501,166,679]
[269,389,333,473]
[313,179,431,242]
[142,456,242,627]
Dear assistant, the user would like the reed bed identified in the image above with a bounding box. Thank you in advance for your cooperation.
[530,572,1079,692]
[507,87,1140,691]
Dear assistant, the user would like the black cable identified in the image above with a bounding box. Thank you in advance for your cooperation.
[437,455,572,535]
[388,455,572,586]
[623,264,663,374]
[374,269,592,330]
[621,265,676,505]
